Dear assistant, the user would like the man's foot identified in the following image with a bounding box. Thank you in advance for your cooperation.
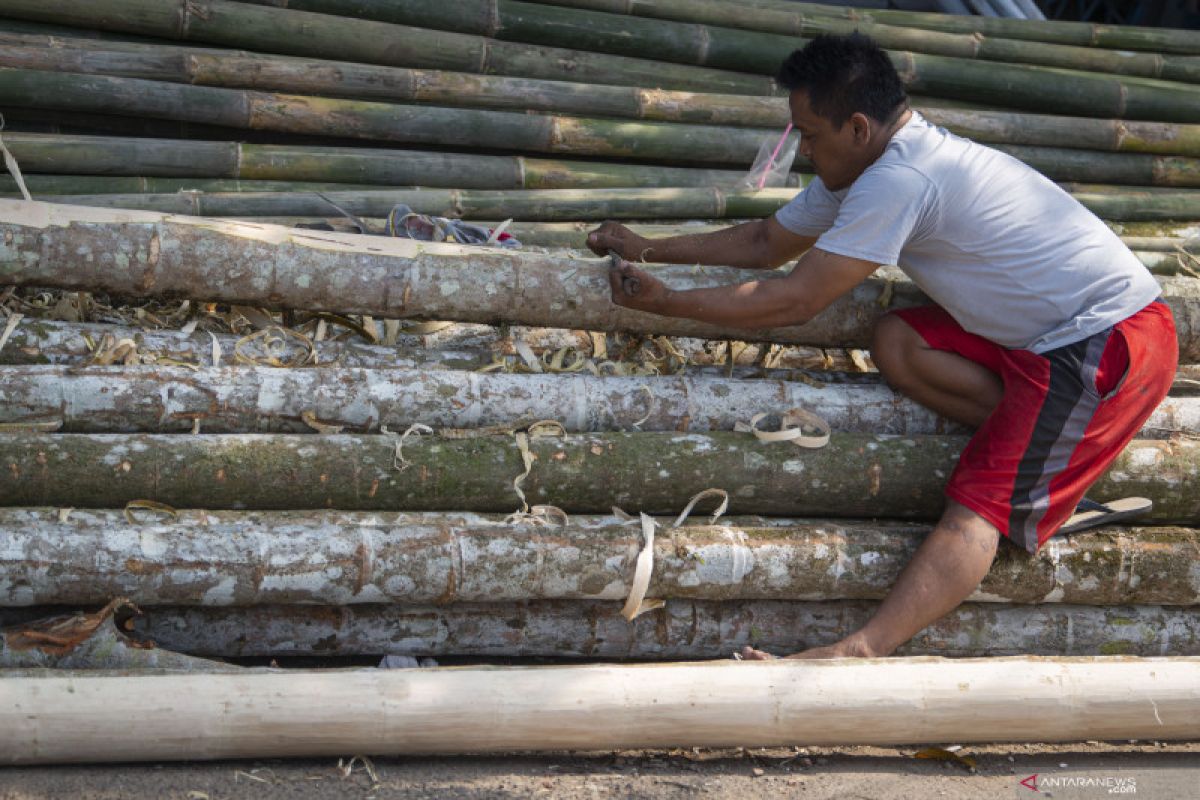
[1060,497,1152,535]
[737,637,877,661]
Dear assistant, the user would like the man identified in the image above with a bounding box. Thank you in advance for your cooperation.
[587,34,1176,660]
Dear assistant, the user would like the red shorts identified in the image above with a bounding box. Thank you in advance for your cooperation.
[892,301,1176,553]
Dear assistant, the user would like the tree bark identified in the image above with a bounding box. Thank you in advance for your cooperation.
[3,432,1198,522]
[3,656,1198,764]
[0,598,236,671]
[1,508,1196,607]
[4,201,1200,354]
[0,363,954,434]
[125,600,1200,658]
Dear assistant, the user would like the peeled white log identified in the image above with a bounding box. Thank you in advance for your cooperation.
[4,201,1200,354]
[2,508,1196,606]
[0,364,950,434]
[128,601,1200,658]
[3,656,1198,764]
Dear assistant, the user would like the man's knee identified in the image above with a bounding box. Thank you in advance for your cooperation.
[871,312,921,387]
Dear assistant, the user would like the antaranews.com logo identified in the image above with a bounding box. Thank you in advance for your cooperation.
[1020,773,1138,794]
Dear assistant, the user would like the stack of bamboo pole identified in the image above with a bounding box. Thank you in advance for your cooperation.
[1,0,1200,759]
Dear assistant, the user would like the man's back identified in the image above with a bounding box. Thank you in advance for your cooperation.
[775,113,1162,353]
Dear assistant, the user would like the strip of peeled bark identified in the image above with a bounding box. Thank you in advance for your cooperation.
[127,600,1200,658]
[0,364,954,435]
[2,508,1196,607]
[3,432,1198,522]
[0,598,236,671]
[4,201,1200,355]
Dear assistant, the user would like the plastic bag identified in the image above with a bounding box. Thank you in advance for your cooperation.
[736,122,798,190]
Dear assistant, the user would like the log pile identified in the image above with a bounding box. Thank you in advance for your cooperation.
[1,0,1199,761]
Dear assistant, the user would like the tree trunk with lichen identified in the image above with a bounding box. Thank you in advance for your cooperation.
[2,432,1198,522]
[4,202,1200,354]
[1,508,1197,607]
[0,363,955,434]
[123,600,1200,658]
[4,363,1199,435]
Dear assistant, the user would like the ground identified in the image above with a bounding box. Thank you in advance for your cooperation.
[2,742,1196,799]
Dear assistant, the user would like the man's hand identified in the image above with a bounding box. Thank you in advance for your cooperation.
[608,257,670,313]
[588,220,651,261]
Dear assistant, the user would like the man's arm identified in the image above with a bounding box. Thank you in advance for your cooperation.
[588,218,817,270]
[609,246,880,329]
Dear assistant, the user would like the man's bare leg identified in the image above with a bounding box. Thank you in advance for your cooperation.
[741,314,1006,660]
[741,501,999,659]
[870,313,1003,427]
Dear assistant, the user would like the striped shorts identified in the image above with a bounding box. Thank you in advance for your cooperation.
[892,300,1176,553]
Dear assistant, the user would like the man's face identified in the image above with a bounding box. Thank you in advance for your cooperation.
[788,90,871,192]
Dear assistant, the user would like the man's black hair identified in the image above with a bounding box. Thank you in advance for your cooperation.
[776,33,907,128]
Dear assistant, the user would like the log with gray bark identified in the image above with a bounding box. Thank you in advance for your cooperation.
[3,657,1197,765]
[3,432,1197,522]
[126,600,1200,658]
[4,201,1200,355]
[3,363,1198,436]
[1,508,1196,607]
[0,364,952,434]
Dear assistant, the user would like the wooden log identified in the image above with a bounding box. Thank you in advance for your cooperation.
[2,507,1197,606]
[3,657,1198,764]
[532,0,1200,82]
[0,316,864,375]
[0,68,800,168]
[238,0,1200,121]
[0,176,406,195]
[3,432,1198,522]
[0,599,236,671]
[4,202,1200,356]
[0,133,783,189]
[128,601,1200,658]
[0,0,776,95]
[0,364,955,434]
[2,363,1196,436]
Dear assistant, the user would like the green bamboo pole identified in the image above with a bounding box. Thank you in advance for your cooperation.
[39,184,1200,221]
[0,68,798,167]
[0,133,784,188]
[0,0,774,95]
[3,432,1198,522]
[528,0,1200,82]
[230,0,1200,121]
[9,42,1200,156]
[0,38,1013,117]
[735,0,1200,56]
[0,176,409,195]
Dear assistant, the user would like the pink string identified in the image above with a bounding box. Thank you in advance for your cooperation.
[757,122,795,190]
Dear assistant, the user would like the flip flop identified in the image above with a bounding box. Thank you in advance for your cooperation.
[1059,497,1153,535]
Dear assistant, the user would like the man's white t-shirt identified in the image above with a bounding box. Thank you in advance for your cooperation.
[774,112,1162,354]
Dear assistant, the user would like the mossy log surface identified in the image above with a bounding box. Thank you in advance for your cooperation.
[5,202,1200,355]
[2,433,1198,523]
[2,508,1196,607]
[126,600,1200,657]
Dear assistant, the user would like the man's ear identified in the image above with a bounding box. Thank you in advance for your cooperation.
[849,112,873,145]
